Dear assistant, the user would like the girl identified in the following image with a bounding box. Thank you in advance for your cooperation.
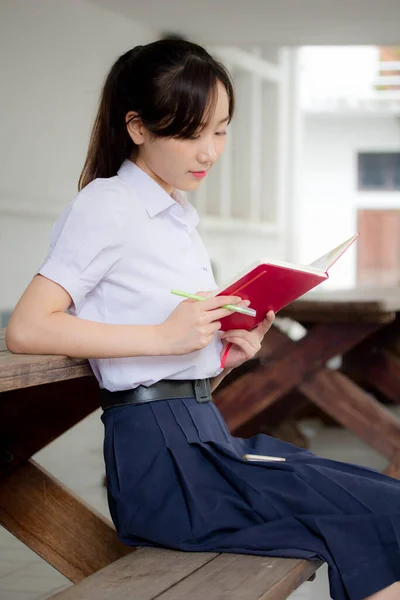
[6,39,400,600]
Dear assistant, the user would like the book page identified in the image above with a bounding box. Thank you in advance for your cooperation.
[309,234,359,272]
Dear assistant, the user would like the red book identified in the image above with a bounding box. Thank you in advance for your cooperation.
[214,233,359,333]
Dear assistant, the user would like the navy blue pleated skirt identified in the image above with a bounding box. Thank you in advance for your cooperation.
[101,396,400,600]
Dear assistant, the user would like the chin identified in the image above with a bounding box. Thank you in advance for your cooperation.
[178,179,203,192]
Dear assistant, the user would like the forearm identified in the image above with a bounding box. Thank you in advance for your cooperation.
[210,368,233,393]
[6,311,167,358]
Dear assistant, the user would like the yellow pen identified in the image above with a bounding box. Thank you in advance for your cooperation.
[170,289,256,317]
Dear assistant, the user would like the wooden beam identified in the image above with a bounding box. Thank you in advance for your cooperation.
[300,369,400,462]
[0,377,100,479]
[215,322,380,431]
[48,547,321,600]
[0,460,131,583]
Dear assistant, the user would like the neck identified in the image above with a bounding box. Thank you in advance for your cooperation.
[130,156,173,196]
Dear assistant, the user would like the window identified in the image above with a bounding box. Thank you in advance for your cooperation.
[358,152,400,191]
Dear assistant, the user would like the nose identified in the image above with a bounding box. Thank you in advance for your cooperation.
[197,139,217,165]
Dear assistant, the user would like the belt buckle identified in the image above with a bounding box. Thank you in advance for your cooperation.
[194,379,211,403]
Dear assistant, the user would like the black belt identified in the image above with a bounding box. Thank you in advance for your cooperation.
[100,378,212,410]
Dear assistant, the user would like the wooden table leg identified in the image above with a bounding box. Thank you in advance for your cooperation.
[215,323,400,478]
[0,460,131,582]
[0,377,101,479]
[300,369,400,471]
[215,322,381,431]
[343,346,400,405]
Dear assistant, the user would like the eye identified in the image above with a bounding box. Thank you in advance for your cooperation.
[215,131,227,137]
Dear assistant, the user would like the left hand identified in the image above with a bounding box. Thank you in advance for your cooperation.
[220,310,275,369]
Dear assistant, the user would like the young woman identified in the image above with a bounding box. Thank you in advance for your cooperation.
[6,39,400,600]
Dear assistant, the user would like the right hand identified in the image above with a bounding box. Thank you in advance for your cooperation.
[160,291,244,355]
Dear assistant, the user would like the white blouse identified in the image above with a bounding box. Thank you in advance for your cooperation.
[39,159,223,391]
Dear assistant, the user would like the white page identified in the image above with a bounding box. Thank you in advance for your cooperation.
[309,234,359,272]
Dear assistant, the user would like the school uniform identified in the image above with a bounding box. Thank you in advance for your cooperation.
[39,159,400,600]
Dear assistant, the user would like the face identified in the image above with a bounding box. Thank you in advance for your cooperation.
[126,80,230,195]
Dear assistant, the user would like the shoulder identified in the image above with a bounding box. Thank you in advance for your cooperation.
[70,177,132,226]
[49,176,137,251]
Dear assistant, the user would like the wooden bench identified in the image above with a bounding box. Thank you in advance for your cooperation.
[47,547,320,600]
[0,328,322,599]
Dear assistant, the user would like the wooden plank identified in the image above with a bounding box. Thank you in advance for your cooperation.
[0,351,93,392]
[0,460,131,583]
[215,323,380,431]
[0,377,100,479]
[48,547,218,599]
[157,554,322,600]
[279,287,399,323]
[48,548,321,600]
[0,328,93,392]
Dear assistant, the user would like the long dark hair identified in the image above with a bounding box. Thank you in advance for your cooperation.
[78,39,235,190]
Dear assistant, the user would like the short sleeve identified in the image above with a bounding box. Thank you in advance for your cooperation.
[38,180,126,311]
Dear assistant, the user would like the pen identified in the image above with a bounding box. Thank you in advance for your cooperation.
[242,454,286,462]
[170,289,257,317]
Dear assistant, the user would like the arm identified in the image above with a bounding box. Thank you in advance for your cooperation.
[6,274,242,359]
[210,368,233,393]
[6,275,165,358]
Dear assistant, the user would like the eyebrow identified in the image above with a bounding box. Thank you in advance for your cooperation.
[199,115,230,131]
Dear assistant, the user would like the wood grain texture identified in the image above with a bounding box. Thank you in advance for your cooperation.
[48,547,218,599]
[215,322,380,431]
[48,548,321,600]
[300,369,400,462]
[0,460,131,582]
[280,287,399,323]
[0,376,100,478]
[156,554,322,600]
[0,330,93,392]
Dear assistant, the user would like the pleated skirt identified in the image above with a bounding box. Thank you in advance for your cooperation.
[101,396,400,600]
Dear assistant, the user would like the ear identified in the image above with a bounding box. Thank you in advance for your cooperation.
[125,111,145,145]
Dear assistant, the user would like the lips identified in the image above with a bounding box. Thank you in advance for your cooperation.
[190,170,208,179]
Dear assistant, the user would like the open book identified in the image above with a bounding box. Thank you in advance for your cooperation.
[212,233,359,334]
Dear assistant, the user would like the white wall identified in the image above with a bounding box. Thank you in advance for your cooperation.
[198,228,285,286]
[298,114,400,288]
[0,0,155,312]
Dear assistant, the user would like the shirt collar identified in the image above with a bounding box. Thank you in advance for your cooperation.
[117,159,199,231]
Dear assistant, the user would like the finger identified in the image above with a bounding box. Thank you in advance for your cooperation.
[204,307,244,322]
[223,331,260,351]
[220,329,250,339]
[206,322,222,336]
[256,310,275,335]
[200,295,244,311]
[223,336,257,357]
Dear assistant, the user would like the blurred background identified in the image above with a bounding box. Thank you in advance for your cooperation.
[1,1,400,598]
[1,0,400,326]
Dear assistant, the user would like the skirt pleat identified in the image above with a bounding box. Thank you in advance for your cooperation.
[101,397,400,600]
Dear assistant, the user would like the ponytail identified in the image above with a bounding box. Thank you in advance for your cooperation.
[78,47,142,190]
